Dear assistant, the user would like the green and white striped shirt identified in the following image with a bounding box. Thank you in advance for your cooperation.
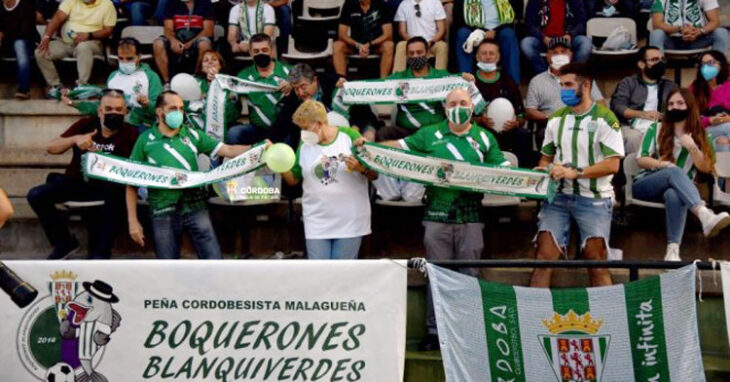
[636,122,712,180]
[541,103,624,199]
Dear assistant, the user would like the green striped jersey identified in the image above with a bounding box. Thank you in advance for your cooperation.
[541,103,624,199]
[237,61,291,129]
[636,122,713,180]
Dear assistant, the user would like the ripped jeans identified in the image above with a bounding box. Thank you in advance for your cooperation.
[537,193,613,253]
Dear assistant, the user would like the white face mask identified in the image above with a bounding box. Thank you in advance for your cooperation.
[476,62,498,72]
[300,130,319,145]
[119,61,137,75]
[550,54,570,70]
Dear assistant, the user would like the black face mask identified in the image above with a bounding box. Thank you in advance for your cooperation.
[407,56,428,71]
[645,62,666,81]
[103,113,125,130]
[666,108,689,122]
[253,54,271,68]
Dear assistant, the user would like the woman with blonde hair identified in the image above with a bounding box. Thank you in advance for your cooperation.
[634,88,730,261]
[282,100,377,259]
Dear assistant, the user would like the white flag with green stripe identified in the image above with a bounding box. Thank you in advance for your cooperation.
[428,264,705,382]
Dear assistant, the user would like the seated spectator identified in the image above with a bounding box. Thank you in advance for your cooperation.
[35,0,117,98]
[126,91,258,259]
[153,0,214,85]
[228,33,291,145]
[192,49,241,145]
[227,0,276,58]
[282,100,376,259]
[271,63,379,147]
[266,0,291,54]
[366,88,507,351]
[392,0,447,72]
[67,38,163,130]
[585,0,636,18]
[691,50,730,153]
[530,63,623,288]
[525,38,606,148]
[0,0,39,99]
[453,0,520,83]
[611,46,677,153]
[472,38,533,167]
[333,0,395,79]
[634,88,730,261]
[521,0,591,75]
[649,0,727,54]
[114,0,152,25]
[27,90,138,259]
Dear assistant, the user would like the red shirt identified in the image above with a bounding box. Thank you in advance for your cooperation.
[543,0,566,38]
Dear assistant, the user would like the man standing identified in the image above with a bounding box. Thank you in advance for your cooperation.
[650,0,727,54]
[367,88,508,350]
[611,46,677,153]
[126,91,260,259]
[28,90,137,259]
[34,0,116,98]
[530,63,624,288]
[333,0,395,78]
[393,0,448,72]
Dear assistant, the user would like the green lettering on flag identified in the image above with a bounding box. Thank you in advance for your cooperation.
[479,280,525,382]
[625,275,670,381]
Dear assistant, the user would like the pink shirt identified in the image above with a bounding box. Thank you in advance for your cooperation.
[697,81,730,128]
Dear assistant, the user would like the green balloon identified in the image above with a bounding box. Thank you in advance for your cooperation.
[265,143,296,173]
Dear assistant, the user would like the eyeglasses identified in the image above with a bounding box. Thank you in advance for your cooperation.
[414,3,421,17]
[701,59,720,66]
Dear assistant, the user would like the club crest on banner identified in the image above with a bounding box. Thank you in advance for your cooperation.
[17,270,122,381]
[539,310,610,382]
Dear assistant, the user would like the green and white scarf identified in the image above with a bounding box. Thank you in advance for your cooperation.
[464,0,515,28]
[334,76,487,116]
[205,74,278,141]
[239,0,265,41]
[354,142,555,199]
[81,143,266,189]
[660,0,707,28]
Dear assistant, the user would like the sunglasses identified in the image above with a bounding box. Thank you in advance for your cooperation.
[414,3,421,17]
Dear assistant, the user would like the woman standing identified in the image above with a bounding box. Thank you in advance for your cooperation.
[634,88,730,261]
[690,50,730,152]
[282,100,377,259]
[0,0,39,99]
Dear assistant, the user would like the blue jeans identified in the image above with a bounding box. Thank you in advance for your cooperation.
[154,0,171,23]
[537,193,613,251]
[12,39,32,93]
[456,26,520,83]
[306,237,363,259]
[151,209,222,259]
[649,27,729,54]
[124,1,152,25]
[633,166,703,244]
[520,35,592,74]
[707,122,730,152]
[226,123,267,145]
[273,5,291,53]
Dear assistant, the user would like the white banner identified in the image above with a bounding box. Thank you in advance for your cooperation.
[721,261,730,351]
[0,260,407,382]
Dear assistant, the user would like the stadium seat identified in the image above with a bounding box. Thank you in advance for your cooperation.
[623,153,665,209]
[647,19,710,85]
[482,151,521,207]
[298,0,345,22]
[107,26,164,63]
[587,17,639,56]
[281,37,334,61]
[712,151,730,207]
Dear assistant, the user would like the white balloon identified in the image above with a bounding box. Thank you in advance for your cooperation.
[171,73,203,101]
[486,97,515,133]
[327,111,350,127]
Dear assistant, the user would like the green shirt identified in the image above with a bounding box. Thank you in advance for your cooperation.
[401,120,507,223]
[130,123,223,216]
[636,122,713,180]
[387,68,450,130]
[237,61,291,129]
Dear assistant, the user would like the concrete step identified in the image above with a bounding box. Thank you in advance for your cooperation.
[1,168,60,197]
[0,148,70,166]
[0,100,81,149]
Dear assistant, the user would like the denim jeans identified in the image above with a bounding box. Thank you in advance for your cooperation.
[706,122,730,152]
[154,0,171,23]
[12,39,32,93]
[125,1,152,25]
[520,35,592,74]
[306,237,363,259]
[226,123,267,145]
[151,209,222,259]
[537,193,613,251]
[27,173,125,259]
[632,166,703,244]
[649,27,729,54]
[456,26,520,83]
[273,5,292,54]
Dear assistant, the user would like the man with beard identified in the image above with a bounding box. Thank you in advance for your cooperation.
[611,46,678,154]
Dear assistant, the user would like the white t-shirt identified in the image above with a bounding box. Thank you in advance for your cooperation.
[228,2,275,39]
[394,0,446,42]
[293,127,372,239]
[643,84,659,112]
[108,69,149,108]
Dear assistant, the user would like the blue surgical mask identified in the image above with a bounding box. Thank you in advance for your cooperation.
[701,64,720,81]
[119,61,137,75]
[164,111,184,129]
[476,62,498,72]
[560,88,581,107]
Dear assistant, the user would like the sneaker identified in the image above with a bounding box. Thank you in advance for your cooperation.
[14,91,30,100]
[47,236,80,260]
[46,85,62,100]
[700,210,730,238]
[664,243,681,261]
[417,333,440,352]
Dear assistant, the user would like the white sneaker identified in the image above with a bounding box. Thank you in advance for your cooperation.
[664,243,681,261]
[700,210,730,238]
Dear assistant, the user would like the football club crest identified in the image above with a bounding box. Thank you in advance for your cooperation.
[539,310,610,382]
